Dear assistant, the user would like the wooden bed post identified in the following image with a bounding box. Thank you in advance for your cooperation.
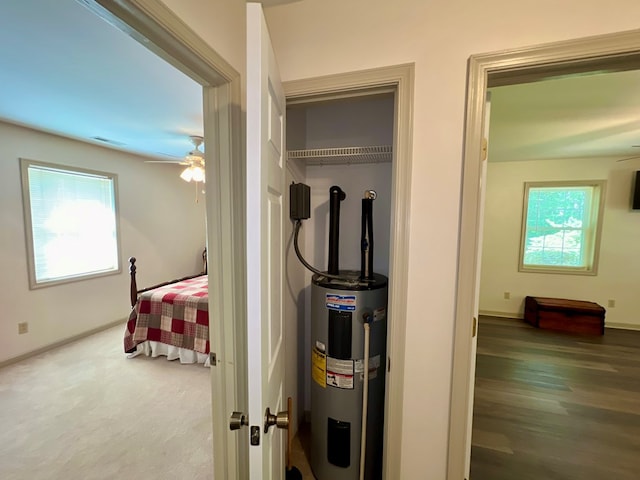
[129,257,137,308]
[203,248,207,275]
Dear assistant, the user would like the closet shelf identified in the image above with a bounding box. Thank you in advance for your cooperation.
[287,145,392,166]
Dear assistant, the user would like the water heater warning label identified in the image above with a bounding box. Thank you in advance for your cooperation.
[374,307,386,322]
[326,357,354,389]
[355,355,381,381]
[326,294,356,311]
[312,347,327,388]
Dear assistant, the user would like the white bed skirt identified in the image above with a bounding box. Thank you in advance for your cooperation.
[127,341,210,366]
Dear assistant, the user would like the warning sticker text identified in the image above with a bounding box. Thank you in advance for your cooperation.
[312,347,327,388]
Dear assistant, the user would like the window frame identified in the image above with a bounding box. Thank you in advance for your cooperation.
[518,179,606,276]
[20,158,122,289]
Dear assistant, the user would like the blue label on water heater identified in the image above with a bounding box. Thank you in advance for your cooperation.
[326,294,356,311]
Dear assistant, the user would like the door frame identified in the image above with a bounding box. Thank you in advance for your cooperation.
[283,63,414,479]
[448,28,640,479]
[82,1,245,478]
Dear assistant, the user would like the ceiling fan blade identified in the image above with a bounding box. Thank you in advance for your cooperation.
[144,160,189,165]
[616,155,640,162]
[143,137,204,170]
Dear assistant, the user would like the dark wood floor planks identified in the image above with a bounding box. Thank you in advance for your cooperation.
[471,316,640,480]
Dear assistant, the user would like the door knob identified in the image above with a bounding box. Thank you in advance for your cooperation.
[229,411,248,431]
[264,403,289,433]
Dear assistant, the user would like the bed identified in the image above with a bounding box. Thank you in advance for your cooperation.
[124,253,210,364]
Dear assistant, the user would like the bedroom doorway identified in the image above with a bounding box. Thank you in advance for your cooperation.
[83,1,245,478]
[448,30,640,479]
[471,64,640,478]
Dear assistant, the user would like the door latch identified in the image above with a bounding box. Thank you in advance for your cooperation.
[250,426,260,446]
[229,411,248,431]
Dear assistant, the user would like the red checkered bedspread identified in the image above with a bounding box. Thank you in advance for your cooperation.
[124,275,209,354]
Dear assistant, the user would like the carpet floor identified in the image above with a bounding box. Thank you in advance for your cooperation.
[0,324,213,479]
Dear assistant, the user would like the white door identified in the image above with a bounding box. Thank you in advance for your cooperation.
[463,92,492,477]
[246,2,287,479]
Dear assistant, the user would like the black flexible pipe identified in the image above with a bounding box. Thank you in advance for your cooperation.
[293,220,353,282]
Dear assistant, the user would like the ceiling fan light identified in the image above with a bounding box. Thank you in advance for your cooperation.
[191,166,205,183]
[180,167,194,182]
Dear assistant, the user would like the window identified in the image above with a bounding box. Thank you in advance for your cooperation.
[20,159,121,288]
[519,180,606,275]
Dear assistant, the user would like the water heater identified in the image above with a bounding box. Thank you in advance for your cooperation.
[291,184,388,480]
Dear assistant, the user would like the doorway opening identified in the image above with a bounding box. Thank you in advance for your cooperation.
[474,63,640,479]
[83,1,244,478]
[449,29,640,480]
[283,63,414,479]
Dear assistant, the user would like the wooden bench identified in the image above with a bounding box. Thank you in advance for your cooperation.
[524,296,605,335]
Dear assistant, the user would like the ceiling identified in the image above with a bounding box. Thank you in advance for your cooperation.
[0,0,202,161]
[489,69,640,163]
[0,0,639,164]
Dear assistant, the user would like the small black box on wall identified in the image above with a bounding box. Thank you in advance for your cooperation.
[633,171,640,210]
[290,182,311,220]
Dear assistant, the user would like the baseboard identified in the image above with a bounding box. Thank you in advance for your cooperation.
[479,310,524,319]
[0,318,127,369]
[605,322,640,331]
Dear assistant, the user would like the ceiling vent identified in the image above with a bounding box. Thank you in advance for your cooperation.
[91,136,126,146]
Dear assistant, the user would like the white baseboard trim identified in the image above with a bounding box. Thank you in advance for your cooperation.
[605,322,640,331]
[0,318,127,369]
[479,310,524,319]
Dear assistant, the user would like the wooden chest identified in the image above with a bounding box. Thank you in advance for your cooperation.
[524,296,605,335]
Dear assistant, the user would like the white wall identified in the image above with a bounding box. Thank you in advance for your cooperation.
[161,0,246,79]
[284,162,307,434]
[0,122,206,363]
[480,157,640,328]
[261,0,640,477]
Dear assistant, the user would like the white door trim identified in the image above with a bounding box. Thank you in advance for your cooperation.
[449,28,640,480]
[283,63,414,480]
[82,1,245,478]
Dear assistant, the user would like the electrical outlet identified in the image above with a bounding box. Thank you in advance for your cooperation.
[607,299,616,308]
[503,292,510,300]
[18,322,28,335]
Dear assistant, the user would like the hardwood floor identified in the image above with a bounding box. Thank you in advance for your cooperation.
[471,316,640,480]
[291,421,314,478]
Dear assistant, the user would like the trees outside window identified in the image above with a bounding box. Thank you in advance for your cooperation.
[519,180,606,275]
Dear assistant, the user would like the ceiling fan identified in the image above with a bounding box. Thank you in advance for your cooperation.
[146,135,205,182]
[616,145,640,162]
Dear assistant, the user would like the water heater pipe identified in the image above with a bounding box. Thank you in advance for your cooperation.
[293,220,352,282]
[360,190,376,281]
[359,312,373,480]
[328,186,346,275]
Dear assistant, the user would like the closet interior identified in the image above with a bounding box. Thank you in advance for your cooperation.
[284,89,396,432]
